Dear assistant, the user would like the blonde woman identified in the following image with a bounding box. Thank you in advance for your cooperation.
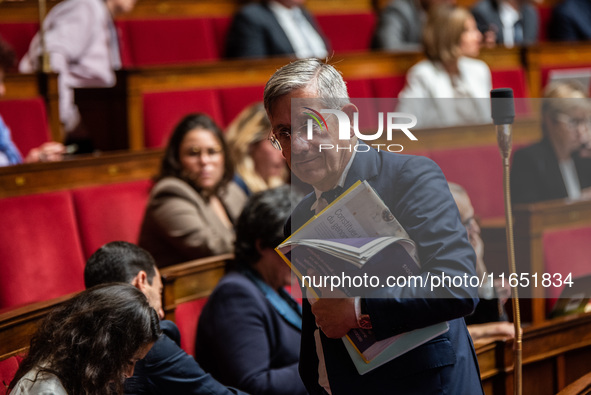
[398,5,491,127]
[225,102,288,195]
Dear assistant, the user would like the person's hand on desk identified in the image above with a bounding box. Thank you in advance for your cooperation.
[25,142,67,163]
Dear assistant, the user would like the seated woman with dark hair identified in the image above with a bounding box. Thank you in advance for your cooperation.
[195,186,306,395]
[139,113,247,267]
[9,283,160,395]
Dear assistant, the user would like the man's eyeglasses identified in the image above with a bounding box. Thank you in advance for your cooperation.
[267,120,325,151]
[555,114,591,132]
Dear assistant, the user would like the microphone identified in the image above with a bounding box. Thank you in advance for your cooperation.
[491,88,515,161]
[491,87,522,395]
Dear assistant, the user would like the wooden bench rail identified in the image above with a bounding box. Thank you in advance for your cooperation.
[1,0,376,22]
[0,292,76,361]
[557,371,591,395]
[0,148,162,198]
[160,253,233,322]
[475,312,591,395]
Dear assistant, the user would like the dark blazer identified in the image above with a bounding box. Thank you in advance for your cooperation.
[225,3,328,59]
[195,271,306,395]
[126,320,245,395]
[289,145,483,394]
[549,0,591,41]
[471,0,539,45]
[511,138,591,205]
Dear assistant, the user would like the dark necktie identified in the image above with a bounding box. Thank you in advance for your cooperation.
[320,186,344,204]
[513,19,524,44]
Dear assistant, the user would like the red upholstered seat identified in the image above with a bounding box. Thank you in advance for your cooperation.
[72,180,152,259]
[0,22,38,67]
[211,16,232,59]
[370,75,407,99]
[142,89,224,148]
[175,298,208,356]
[218,85,264,127]
[429,145,505,220]
[0,191,85,310]
[316,13,376,53]
[542,227,591,302]
[0,356,21,395]
[492,69,531,115]
[536,4,552,42]
[116,18,218,67]
[0,98,51,157]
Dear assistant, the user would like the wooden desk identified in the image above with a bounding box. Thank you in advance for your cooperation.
[0,292,75,360]
[476,313,591,395]
[0,149,162,198]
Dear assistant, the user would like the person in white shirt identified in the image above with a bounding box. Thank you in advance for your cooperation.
[398,5,492,128]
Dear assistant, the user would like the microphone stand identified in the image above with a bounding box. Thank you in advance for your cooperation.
[38,0,50,73]
[491,88,522,395]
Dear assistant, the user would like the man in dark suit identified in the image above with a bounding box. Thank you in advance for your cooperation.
[225,0,328,59]
[549,0,591,41]
[84,241,246,395]
[471,0,538,47]
[264,58,483,394]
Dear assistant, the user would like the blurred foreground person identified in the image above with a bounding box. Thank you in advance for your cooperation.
[84,241,247,395]
[9,284,160,394]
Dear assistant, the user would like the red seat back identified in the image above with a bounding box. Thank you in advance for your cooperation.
[0,98,51,157]
[0,191,85,309]
[142,89,224,148]
[72,180,152,259]
[218,85,264,127]
[543,227,591,301]
[429,145,505,219]
[370,75,408,99]
[0,356,21,395]
[175,298,208,356]
[211,16,232,59]
[116,18,218,67]
[316,13,376,53]
[0,23,38,67]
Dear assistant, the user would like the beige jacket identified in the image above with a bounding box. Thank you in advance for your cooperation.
[139,177,247,267]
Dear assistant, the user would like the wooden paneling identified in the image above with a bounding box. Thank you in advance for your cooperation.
[476,313,591,395]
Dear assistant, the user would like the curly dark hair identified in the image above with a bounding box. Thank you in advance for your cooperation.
[9,284,161,394]
[156,113,234,199]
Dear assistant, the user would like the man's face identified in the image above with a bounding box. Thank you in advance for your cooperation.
[267,86,353,191]
[145,268,164,319]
